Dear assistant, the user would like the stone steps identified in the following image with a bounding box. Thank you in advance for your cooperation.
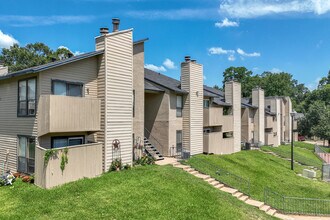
[171,162,293,220]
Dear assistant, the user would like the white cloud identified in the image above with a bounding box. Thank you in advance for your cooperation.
[163,58,176,69]
[228,54,236,61]
[0,30,18,49]
[203,75,207,80]
[215,18,239,28]
[144,64,166,72]
[209,47,235,55]
[237,48,261,57]
[125,8,217,20]
[0,15,94,27]
[219,0,330,18]
[58,46,84,56]
[269,68,282,73]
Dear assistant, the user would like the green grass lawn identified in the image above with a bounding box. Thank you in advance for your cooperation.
[0,165,275,220]
[293,142,316,151]
[261,143,323,170]
[186,151,330,202]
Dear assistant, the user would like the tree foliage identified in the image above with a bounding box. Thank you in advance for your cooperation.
[0,43,73,72]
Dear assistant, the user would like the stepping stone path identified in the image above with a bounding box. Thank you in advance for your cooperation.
[171,162,294,220]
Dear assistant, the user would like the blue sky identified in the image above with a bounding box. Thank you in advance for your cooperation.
[1,0,330,90]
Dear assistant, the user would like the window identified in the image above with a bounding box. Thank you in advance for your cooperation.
[18,136,35,174]
[176,95,183,117]
[176,130,182,153]
[223,132,233,139]
[223,106,233,115]
[51,136,85,148]
[18,78,37,116]
[52,80,83,97]
[203,99,210,108]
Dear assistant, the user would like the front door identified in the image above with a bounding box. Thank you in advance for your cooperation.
[18,136,35,174]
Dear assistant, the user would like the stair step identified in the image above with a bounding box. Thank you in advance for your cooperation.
[215,184,224,189]
[186,168,195,172]
[260,205,271,212]
[239,195,249,202]
[206,178,216,183]
[209,181,220,186]
[194,174,211,180]
[190,171,199,175]
[220,187,238,194]
[233,192,243,198]
[245,199,264,208]
[173,164,191,169]
[266,209,277,216]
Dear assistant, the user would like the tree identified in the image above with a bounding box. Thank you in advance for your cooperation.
[222,66,260,97]
[318,70,330,89]
[0,43,73,72]
[299,101,330,146]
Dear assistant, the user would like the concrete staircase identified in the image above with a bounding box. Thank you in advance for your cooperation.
[171,162,294,220]
[144,137,164,161]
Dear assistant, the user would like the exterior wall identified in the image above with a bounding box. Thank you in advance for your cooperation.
[133,42,145,144]
[145,92,169,155]
[181,60,203,155]
[35,143,102,189]
[224,81,241,153]
[252,88,265,144]
[0,74,38,172]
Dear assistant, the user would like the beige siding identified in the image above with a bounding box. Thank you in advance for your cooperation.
[225,81,241,153]
[203,105,222,127]
[35,143,102,189]
[104,30,133,168]
[252,88,265,144]
[133,43,145,142]
[181,61,203,155]
[0,75,38,172]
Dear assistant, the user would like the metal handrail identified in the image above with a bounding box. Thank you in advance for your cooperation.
[264,187,330,215]
[144,128,165,155]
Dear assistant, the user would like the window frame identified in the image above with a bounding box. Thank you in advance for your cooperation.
[51,79,84,97]
[51,136,85,149]
[203,99,210,109]
[17,77,37,117]
[17,135,36,174]
[176,130,183,153]
[176,95,183,117]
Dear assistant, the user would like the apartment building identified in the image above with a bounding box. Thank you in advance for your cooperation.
[0,19,298,188]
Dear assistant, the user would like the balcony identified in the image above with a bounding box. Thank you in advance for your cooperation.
[222,115,233,132]
[203,107,222,127]
[265,116,274,129]
[265,133,275,146]
[203,132,221,154]
[38,95,101,136]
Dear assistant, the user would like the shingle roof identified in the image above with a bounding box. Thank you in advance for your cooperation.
[203,85,224,96]
[145,81,164,92]
[144,68,187,94]
[0,50,104,81]
[213,97,232,106]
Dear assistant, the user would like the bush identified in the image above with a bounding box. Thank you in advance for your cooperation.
[134,155,155,166]
[109,159,122,172]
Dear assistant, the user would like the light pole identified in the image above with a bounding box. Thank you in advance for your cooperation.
[290,111,297,171]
